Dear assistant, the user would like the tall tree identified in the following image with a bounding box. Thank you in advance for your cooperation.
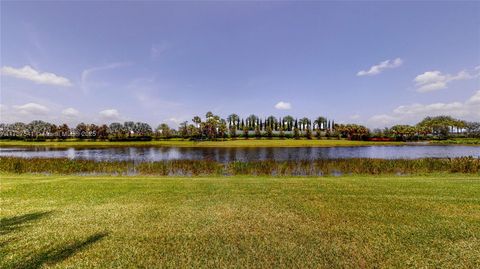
[247,114,258,130]
[227,114,239,127]
[58,124,70,139]
[108,122,124,139]
[314,117,327,130]
[75,123,88,139]
[156,123,171,139]
[299,117,310,131]
[97,124,108,140]
[283,116,294,131]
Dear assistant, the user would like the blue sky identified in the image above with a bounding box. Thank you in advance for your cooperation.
[1,1,479,128]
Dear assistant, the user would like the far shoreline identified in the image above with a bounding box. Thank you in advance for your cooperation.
[1,139,478,149]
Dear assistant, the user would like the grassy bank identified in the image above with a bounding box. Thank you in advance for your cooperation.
[1,174,479,268]
[431,138,480,145]
[0,139,405,148]
[2,157,480,175]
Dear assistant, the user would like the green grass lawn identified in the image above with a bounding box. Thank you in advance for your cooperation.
[1,174,479,268]
[0,139,405,148]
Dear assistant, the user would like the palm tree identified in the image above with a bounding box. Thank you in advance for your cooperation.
[266,115,277,130]
[391,125,416,140]
[198,112,221,140]
[227,114,239,128]
[205,111,214,119]
[283,115,294,131]
[192,116,202,135]
[179,121,189,138]
[247,114,258,130]
[156,123,171,139]
[229,124,237,139]
[192,116,202,127]
[314,116,327,130]
[218,119,228,139]
[299,117,310,131]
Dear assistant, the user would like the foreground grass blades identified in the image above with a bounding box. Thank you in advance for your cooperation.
[1,174,480,268]
[2,157,480,175]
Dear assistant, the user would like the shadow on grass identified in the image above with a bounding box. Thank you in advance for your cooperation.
[1,212,108,268]
[13,232,108,269]
[0,211,53,236]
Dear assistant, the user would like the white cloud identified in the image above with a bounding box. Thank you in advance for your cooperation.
[99,109,121,121]
[1,65,72,87]
[466,90,480,105]
[357,58,403,76]
[274,101,292,110]
[392,102,465,116]
[61,107,80,118]
[368,114,397,126]
[414,69,477,93]
[368,90,480,127]
[13,102,49,115]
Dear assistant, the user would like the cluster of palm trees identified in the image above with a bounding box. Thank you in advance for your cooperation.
[1,114,478,141]
[178,112,336,140]
[373,116,480,140]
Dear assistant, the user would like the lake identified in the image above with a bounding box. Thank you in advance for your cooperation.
[0,145,479,162]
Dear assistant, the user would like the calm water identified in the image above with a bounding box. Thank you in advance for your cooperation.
[0,146,479,162]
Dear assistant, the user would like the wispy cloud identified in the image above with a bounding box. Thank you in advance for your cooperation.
[81,62,130,93]
[274,101,291,110]
[126,77,186,124]
[414,67,478,93]
[165,117,183,125]
[357,58,403,76]
[150,42,170,60]
[1,65,72,87]
[350,114,360,120]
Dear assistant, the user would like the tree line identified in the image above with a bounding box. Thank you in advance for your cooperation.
[372,116,480,140]
[0,113,479,141]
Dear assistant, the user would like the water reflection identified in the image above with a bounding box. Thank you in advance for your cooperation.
[0,146,478,162]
